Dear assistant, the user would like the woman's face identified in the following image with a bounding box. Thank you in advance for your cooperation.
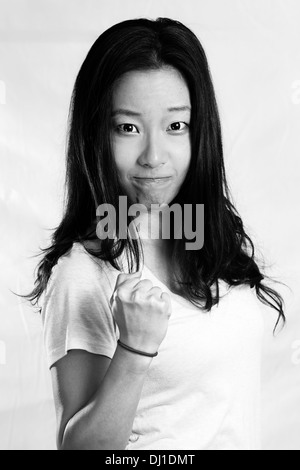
[111,67,192,209]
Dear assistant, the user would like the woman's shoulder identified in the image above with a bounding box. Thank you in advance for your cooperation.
[219,280,264,316]
[214,279,262,312]
[41,241,119,368]
[218,280,257,300]
[55,241,112,272]
[44,242,117,298]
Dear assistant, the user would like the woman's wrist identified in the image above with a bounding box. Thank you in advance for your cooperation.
[114,342,153,376]
[117,339,158,358]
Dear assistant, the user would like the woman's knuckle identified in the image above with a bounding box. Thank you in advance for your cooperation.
[116,287,126,301]
[131,289,141,301]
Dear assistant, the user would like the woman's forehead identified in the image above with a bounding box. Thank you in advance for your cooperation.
[112,67,191,113]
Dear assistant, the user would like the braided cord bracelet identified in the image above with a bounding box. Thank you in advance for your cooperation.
[117,339,158,358]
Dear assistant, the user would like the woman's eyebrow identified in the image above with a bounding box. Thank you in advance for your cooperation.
[112,106,191,117]
[167,106,191,113]
[112,109,142,117]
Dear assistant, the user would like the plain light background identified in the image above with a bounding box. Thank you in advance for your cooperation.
[0,0,299,450]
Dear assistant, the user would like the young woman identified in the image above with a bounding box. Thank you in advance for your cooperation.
[23,18,285,450]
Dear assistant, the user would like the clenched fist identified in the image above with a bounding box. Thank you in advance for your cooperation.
[110,271,172,355]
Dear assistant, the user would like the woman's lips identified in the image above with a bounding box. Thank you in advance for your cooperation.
[132,177,173,187]
[133,176,173,181]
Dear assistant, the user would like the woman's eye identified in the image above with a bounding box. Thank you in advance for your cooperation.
[117,124,139,134]
[167,122,189,132]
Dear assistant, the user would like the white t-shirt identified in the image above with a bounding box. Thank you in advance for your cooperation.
[41,241,264,450]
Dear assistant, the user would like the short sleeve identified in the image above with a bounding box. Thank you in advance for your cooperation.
[40,243,119,369]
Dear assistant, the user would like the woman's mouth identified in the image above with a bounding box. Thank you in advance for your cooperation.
[133,177,173,186]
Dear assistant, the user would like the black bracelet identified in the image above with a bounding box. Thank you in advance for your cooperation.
[117,339,158,358]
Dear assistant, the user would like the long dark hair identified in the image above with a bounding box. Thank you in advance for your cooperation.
[19,17,285,330]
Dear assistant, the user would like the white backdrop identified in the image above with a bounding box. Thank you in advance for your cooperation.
[0,0,299,450]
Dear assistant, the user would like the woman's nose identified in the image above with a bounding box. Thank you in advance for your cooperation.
[138,132,167,168]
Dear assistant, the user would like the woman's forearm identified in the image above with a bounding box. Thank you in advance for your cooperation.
[60,345,152,450]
